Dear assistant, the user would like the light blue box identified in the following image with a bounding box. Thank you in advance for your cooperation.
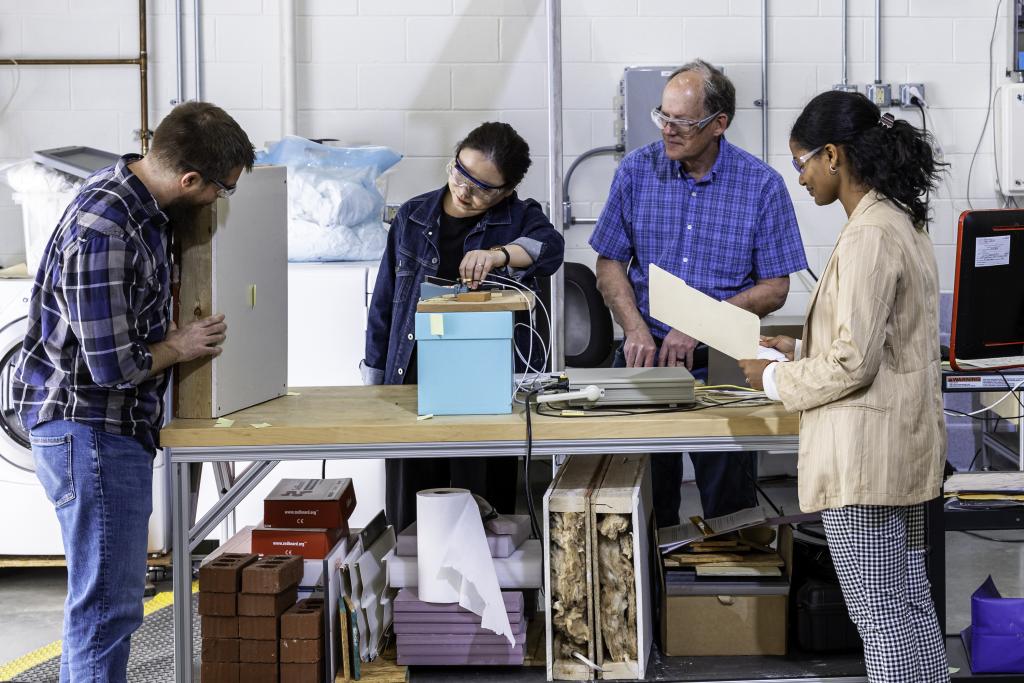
[414,310,513,415]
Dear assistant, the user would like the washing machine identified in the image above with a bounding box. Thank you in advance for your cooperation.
[0,276,171,555]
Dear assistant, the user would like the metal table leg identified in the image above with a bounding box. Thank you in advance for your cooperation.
[172,457,194,683]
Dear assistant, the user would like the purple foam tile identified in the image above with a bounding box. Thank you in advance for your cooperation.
[397,632,527,647]
[397,652,526,666]
[397,643,524,656]
[485,515,530,538]
[394,610,522,625]
[393,618,527,636]
[394,589,523,614]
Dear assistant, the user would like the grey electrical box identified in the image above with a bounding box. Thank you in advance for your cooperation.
[618,66,678,153]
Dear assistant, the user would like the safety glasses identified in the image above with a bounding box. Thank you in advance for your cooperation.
[446,157,505,201]
[791,146,823,174]
[650,107,722,136]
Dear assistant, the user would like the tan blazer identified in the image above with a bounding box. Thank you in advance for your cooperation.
[775,191,946,513]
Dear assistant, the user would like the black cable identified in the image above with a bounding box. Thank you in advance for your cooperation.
[945,408,1024,422]
[914,100,932,226]
[321,459,326,479]
[966,447,984,472]
[523,388,542,540]
[804,266,819,282]
[958,529,1024,544]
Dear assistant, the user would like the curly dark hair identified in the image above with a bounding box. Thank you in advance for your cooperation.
[455,122,532,189]
[790,90,946,227]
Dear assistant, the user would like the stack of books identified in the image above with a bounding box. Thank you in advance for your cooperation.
[393,589,527,666]
[945,472,1024,510]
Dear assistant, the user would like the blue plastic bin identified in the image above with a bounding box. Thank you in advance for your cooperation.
[414,310,513,415]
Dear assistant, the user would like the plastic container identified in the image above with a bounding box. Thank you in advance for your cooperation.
[795,580,862,652]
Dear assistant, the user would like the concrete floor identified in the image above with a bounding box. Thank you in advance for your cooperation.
[0,476,1022,677]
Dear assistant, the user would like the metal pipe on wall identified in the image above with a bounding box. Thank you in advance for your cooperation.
[174,0,184,104]
[874,0,881,83]
[841,0,848,85]
[281,0,297,137]
[546,0,565,372]
[2,0,151,153]
[760,0,769,161]
[194,0,203,100]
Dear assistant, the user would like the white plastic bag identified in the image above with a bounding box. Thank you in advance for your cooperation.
[256,137,402,262]
[3,161,81,273]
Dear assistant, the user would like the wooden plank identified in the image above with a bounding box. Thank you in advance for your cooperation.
[0,553,172,568]
[174,206,214,418]
[416,289,532,313]
[334,641,407,683]
[160,386,799,448]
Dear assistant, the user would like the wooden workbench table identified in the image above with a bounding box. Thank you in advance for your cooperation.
[165,385,799,683]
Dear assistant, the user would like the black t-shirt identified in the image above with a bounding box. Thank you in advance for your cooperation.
[437,209,480,283]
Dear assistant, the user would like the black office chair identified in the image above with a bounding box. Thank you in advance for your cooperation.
[535,262,614,369]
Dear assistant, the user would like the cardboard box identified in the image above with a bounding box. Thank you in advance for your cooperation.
[251,525,344,560]
[660,525,793,657]
[263,478,356,529]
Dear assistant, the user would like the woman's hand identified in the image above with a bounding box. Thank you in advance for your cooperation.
[738,358,773,391]
[760,334,796,362]
[459,249,505,289]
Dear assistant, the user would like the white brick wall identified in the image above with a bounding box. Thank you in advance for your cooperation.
[0,0,1006,310]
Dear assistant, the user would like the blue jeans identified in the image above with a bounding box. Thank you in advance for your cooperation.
[612,343,758,526]
[31,419,154,683]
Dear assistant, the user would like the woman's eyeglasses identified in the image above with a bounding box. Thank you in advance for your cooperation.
[792,146,823,173]
[446,157,504,201]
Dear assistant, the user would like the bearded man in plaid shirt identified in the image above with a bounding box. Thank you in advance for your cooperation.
[591,60,808,527]
[13,101,254,683]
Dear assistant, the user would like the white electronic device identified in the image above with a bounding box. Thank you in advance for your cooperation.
[995,83,1024,197]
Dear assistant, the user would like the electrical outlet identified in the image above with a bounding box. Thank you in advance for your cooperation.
[899,83,926,108]
[832,83,859,93]
[865,83,893,107]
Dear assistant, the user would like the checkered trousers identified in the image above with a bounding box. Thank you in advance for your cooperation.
[821,504,949,683]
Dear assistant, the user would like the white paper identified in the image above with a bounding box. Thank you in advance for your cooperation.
[416,488,514,645]
[648,263,760,360]
[975,235,1011,267]
[757,346,789,362]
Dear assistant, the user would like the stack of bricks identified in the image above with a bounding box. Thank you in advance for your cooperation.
[280,597,326,682]
[197,552,257,683]
[236,554,304,683]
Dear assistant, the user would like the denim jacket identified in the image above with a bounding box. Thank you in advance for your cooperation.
[362,186,565,385]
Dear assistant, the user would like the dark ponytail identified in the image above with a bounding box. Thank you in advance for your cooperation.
[455,122,532,189]
[790,90,946,227]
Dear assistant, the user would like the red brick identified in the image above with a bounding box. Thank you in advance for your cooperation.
[198,591,236,617]
[238,662,277,683]
[280,598,324,640]
[239,638,278,663]
[198,553,257,593]
[237,586,297,617]
[200,661,238,683]
[280,661,323,682]
[280,637,322,664]
[238,615,279,641]
[200,616,238,639]
[200,638,238,663]
[240,555,303,594]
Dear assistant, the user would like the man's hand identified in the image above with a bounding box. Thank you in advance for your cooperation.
[166,314,227,363]
[738,358,773,390]
[658,328,698,369]
[760,334,796,362]
[459,249,504,289]
[623,326,657,367]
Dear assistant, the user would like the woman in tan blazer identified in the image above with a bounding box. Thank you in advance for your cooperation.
[739,91,948,682]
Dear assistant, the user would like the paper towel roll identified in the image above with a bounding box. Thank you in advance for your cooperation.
[416,488,514,644]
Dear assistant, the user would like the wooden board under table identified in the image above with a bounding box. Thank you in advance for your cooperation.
[159,386,798,449]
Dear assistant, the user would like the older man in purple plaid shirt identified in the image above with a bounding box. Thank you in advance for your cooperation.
[13,102,255,683]
[591,60,808,527]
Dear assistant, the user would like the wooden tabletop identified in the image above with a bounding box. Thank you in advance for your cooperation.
[160,386,798,449]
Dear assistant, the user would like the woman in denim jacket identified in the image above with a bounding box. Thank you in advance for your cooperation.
[362,122,564,532]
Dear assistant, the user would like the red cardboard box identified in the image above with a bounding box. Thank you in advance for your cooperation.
[251,525,343,560]
[263,478,355,529]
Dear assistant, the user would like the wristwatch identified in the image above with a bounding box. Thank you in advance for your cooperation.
[489,245,511,268]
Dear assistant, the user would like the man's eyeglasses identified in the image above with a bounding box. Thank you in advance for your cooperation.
[188,167,237,198]
[791,146,823,173]
[446,157,504,201]
[650,107,722,136]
